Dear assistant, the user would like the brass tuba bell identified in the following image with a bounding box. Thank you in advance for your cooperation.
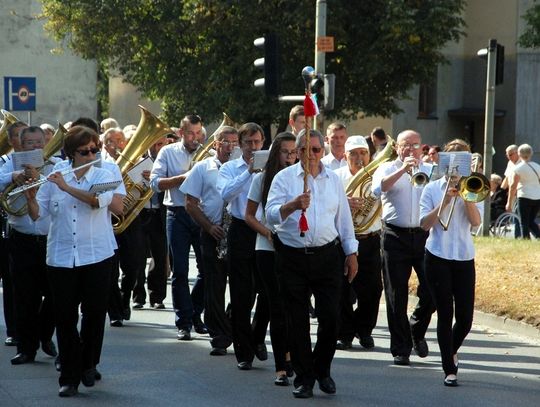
[0,110,23,156]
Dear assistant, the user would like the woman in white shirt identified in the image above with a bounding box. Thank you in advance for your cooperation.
[26,126,121,397]
[245,132,297,386]
[505,143,540,239]
[419,139,482,387]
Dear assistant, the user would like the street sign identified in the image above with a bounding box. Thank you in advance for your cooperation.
[3,76,36,111]
[317,36,334,52]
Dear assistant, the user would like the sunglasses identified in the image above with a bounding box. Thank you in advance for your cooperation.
[76,147,100,156]
[300,146,323,154]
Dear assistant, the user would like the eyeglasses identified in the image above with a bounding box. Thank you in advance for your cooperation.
[399,143,421,150]
[300,146,323,154]
[280,149,297,157]
[220,140,239,147]
[76,147,100,156]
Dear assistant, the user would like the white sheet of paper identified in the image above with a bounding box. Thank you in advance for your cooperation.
[127,156,154,186]
[253,150,270,171]
[11,149,44,171]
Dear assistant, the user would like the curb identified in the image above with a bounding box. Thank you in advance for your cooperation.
[472,309,540,343]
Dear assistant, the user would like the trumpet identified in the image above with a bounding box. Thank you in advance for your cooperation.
[408,153,429,187]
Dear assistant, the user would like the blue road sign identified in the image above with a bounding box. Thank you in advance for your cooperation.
[3,76,36,111]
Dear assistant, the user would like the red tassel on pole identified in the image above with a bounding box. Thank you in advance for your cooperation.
[299,210,309,237]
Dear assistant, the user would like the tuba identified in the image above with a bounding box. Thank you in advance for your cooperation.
[190,112,236,165]
[0,123,67,217]
[112,105,172,234]
[345,137,396,234]
[0,110,22,156]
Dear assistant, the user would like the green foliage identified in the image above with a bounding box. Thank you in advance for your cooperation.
[39,0,465,127]
[519,0,540,48]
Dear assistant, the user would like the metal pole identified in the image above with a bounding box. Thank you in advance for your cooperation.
[482,39,497,237]
[314,0,326,130]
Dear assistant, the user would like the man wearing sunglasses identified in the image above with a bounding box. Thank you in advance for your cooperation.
[265,129,358,398]
[372,129,435,367]
[0,126,60,366]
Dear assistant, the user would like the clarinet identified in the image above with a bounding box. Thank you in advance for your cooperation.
[216,204,231,260]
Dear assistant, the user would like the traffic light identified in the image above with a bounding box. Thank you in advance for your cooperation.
[495,44,504,86]
[308,73,335,111]
[253,33,280,97]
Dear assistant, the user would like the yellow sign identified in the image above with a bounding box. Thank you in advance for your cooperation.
[317,36,334,53]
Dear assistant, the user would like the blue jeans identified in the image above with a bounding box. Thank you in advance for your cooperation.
[166,207,204,330]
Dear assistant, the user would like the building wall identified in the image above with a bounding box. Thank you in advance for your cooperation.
[0,0,97,126]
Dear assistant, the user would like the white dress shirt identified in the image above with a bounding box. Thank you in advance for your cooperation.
[372,159,432,228]
[321,152,347,170]
[265,162,358,256]
[420,177,483,261]
[180,156,224,224]
[150,142,194,207]
[334,166,382,233]
[35,164,116,268]
[247,171,272,251]
[217,157,255,220]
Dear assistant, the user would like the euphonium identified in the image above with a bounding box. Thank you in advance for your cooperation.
[345,137,397,234]
[0,110,22,156]
[0,123,67,217]
[112,105,173,234]
[191,112,236,165]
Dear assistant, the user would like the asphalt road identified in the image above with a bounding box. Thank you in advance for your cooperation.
[1,258,539,406]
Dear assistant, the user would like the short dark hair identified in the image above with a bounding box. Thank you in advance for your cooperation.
[180,114,203,131]
[72,117,99,134]
[238,122,264,143]
[63,126,100,159]
[371,127,386,141]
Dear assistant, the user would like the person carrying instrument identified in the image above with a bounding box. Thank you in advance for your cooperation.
[181,126,238,356]
[0,126,59,366]
[150,114,207,340]
[372,129,435,366]
[25,125,121,397]
[334,136,383,351]
[419,139,482,387]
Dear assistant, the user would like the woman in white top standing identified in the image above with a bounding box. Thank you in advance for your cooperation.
[419,139,482,387]
[505,143,540,239]
[26,126,121,397]
[245,132,297,386]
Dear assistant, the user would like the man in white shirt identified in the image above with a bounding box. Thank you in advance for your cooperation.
[501,144,520,238]
[371,129,435,366]
[150,114,207,341]
[334,136,383,351]
[288,105,306,136]
[266,129,358,399]
[321,122,348,170]
[181,126,238,356]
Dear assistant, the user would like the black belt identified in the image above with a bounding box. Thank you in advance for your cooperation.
[280,238,339,255]
[356,230,381,240]
[167,206,185,214]
[142,208,161,213]
[383,221,424,234]
[11,228,47,243]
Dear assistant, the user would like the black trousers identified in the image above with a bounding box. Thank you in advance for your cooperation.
[338,233,383,341]
[0,232,16,339]
[425,251,475,376]
[255,250,289,372]
[227,217,269,363]
[381,223,435,357]
[8,229,55,355]
[200,230,232,349]
[276,241,343,388]
[133,208,168,305]
[48,256,112,387]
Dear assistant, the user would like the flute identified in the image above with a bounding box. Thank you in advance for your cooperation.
[7,159,101,197]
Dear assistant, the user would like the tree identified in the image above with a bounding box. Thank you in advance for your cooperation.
[519,0,540,48]
[40,0,465,129]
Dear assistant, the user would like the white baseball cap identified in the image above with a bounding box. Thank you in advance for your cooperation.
[345,135,369,152]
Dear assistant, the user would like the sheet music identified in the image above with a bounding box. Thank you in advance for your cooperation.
[88,180,122,194]
[253,150,270,171]
[127,156,154,186]
[11,149,44,171]
[437,152,472,178]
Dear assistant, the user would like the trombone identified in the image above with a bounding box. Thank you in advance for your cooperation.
[437,160,490,231]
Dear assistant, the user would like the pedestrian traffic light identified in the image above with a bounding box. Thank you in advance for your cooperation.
[253,33,280,97]
[308,73,335,111]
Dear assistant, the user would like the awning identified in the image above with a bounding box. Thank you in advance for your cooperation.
[447,107,506,118]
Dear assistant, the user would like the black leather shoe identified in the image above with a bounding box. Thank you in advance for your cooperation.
[444,375,459,387]
[177,329,192,341]
[274,374,290,386]
[4,337,17,346]
[393,355,410,366]
[318,376,336,394]
[255,343,268,361]
[132,303,144,309]
[42,340,58,357]
[359,336,375,349]
[293,384,313,398]
[414,339,429,358]
[58,385,78,397]
[110,320,123,327]
[151,302,165,309]
[81,368,97,387]
[11,353,35,365]
[194,322,209,335]
[336,340,353,350]
[210,347,227,356]
[55,356,61,372]
[237,361,252,370]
